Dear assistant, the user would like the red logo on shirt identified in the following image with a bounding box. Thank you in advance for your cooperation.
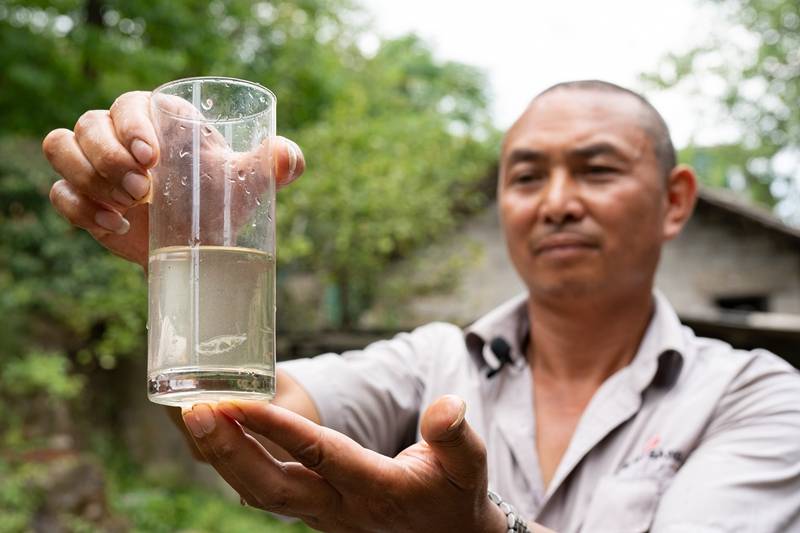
[644,434,661,452]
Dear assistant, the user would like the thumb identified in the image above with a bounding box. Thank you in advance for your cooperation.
[420,395,487,490]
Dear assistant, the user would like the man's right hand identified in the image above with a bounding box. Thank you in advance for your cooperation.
[43,90,305,269]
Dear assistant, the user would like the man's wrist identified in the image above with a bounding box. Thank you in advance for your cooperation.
[487,489,531,532]
[486,495,511,533]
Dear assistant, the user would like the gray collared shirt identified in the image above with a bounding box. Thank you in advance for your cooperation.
[280,292,800,532]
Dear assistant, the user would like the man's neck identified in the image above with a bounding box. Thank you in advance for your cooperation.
[526,287,655,385]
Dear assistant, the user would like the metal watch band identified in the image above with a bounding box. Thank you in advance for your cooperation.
[488,489,531,533]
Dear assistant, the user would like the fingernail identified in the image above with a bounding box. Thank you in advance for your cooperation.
[447,398,467,432]
[192,404,216,436]
[217,401,245,423]
[94,210,130,235]
[131,139,153,166]
[183,409,205,439]
[111,187,135,207]
[122,172,150,200]
[286,139,300,182]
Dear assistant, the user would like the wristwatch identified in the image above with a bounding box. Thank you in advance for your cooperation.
[488,489,530,533]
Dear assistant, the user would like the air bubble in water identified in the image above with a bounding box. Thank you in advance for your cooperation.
[201,126,213,136]
[201,98,213,111]
[255,197,261,206]
[180,176,187,186]
[237,169,246,180]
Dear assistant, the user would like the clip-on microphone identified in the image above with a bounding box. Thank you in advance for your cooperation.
[486,337,512,379]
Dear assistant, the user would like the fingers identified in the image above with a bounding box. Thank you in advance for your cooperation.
[217,401,388,489]
[274,136,304,188]
[49,179,130,235]
[109,91,159,167]
[43,128,143,211]
[73,109,152,203]
[182,404,340,518]
[233,136,304,197]
[420,395,487,491]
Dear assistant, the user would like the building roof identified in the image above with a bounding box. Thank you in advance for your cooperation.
[697,186,800,242]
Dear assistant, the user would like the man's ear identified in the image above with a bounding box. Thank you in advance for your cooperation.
[662,164,698,242]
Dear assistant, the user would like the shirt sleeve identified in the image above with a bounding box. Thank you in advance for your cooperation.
[278,323,446,457]
[651,350,800,533]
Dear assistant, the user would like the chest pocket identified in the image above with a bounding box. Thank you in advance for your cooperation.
[580,477,659,533]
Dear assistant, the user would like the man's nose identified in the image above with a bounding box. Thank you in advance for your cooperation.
[539,169,584,226]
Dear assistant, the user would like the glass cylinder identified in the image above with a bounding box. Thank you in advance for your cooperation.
[147,77,276,407]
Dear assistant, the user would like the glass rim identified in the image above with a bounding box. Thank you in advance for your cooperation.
[151,76,276,125]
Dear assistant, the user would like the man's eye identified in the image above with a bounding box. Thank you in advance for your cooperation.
[513,172,543,184]
[588,166,616,174]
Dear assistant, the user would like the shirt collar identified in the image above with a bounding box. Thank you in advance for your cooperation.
[627,289,687,392]
[464,292,529,370]
[464,289,686,390]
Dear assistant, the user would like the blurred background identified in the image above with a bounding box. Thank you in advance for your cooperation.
[0,0,798,531]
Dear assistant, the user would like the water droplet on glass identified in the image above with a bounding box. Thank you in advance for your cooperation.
[201,98,213,111]
[201,126,213,136]
[180,176,187,186]
[179,124,186,131]
[237,169,246,180]
[178,149,189,158]
[255,197,261,206]
[249,167,255,174]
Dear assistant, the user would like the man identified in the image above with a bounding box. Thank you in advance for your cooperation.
[44,81,800,532]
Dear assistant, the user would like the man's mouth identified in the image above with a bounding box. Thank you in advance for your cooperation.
[532,233,599,256]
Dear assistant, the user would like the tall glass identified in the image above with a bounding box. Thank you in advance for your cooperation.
[147,77,276,407]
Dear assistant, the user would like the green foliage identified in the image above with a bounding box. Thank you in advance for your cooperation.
[113,486,313,533]
[0,460,49,533]
[643,0,799,219]
[0,453,313,533]
[282,35,498,324]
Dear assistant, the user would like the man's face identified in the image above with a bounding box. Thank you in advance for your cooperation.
[499,89,669,300]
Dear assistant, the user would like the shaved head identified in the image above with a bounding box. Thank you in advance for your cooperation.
[517,80,676,180]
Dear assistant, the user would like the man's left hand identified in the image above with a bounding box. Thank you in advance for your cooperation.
[182,395,507,532]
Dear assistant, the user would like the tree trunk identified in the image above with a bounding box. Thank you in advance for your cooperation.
[82,0,104,80]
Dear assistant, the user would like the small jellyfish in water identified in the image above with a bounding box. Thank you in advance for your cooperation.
[201,98,213,111]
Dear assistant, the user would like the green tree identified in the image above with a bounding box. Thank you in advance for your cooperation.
[643,0,799,221]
